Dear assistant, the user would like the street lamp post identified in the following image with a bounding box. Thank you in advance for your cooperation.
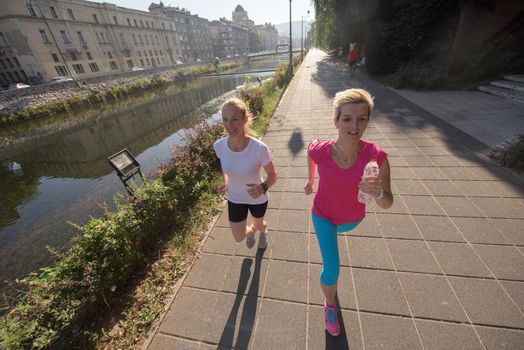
[287,0,293,79]
[301,15,303,59]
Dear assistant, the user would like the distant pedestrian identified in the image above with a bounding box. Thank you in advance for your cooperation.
[347,43,360,77]
[304,88,393,336]
[213,98,277,249]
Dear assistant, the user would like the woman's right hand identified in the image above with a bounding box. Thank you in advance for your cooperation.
[304,180,314,195]
[218,180,227,194]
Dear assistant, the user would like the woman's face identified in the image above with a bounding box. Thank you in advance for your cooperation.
[222,104,247,137]
[335,102,369,141]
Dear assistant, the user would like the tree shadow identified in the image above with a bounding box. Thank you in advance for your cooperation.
[325,296,350,350]
[288,127,304,156]
[218,249,265,349]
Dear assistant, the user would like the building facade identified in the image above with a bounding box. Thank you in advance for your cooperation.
[231,5,254,28]
[0,0,183,85]
[209,19,248,58]
[252,23,278,52]
[149,3,213,62]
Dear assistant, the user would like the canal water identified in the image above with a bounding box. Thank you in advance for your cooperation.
[0,58,281,287]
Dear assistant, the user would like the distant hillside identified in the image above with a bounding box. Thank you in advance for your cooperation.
[275,20,311,38]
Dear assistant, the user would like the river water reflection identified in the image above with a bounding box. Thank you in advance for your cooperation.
[0,66,276,286]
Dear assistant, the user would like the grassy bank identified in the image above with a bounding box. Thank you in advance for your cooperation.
[0,62,241,129]
[0,58,299,349]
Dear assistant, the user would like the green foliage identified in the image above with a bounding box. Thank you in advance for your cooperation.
[502,134,524,172]
[0,123,225,349]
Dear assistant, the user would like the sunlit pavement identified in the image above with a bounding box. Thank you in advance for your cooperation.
[144,49,524,350]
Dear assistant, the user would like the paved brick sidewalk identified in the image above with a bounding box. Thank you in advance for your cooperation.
[145,49,524,349]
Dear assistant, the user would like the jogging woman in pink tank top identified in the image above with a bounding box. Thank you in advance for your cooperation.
[304,88,394,336]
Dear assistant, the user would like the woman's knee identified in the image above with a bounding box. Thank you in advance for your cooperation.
[321,266,340,286]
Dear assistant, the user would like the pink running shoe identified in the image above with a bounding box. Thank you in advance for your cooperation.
[324,299,340,336]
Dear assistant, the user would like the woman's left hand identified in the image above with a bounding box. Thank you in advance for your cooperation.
[246,183,264,198]
[359,176,383,198]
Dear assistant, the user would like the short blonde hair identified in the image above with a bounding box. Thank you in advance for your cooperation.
[333,88,374,121]
[221,97,255,136]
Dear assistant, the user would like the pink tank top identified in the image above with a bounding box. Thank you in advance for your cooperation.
[308,139,387,225]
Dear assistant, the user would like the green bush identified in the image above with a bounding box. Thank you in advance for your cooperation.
[502,134,524,172]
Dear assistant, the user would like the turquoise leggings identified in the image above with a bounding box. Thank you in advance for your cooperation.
[312,212,361,286]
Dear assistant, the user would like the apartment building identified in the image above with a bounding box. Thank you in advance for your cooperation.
[149,3,213,62]
[0,0,183,85]
[209,20,248,58]
[252,23,278,52]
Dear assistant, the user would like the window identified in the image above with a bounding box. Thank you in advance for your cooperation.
[26,3,37,16]
[88,62,99,72]
[113,16,118,25]
[107,51,112,59]
[146,21,149,28]
[6,58,13,68]
[93,14,99,24]
[105,33,111,43]
[140,19,144,27]
[134,19,138,27]
[146,58,150,65]
[13,56,20,67]
[119,33,125,43]
[72,64,84,74]
[51,53,59,62]
[140,58,144,66]
[152,22,155,29]
[0,59,6,69]
[138,34,143,44]
[109,61,118,70]
[49,6,58,18]
[13,71,21,81]
[67,9,75,20]
[150,34,154,44]
[6,72,14,82]
[132,34,136,44]
[126,59,133,68]
[143,50,147,57]
[0,32,8,47]
[86,52,92,60]
[149,50,152,56]
[157,58,160,65]
[127,18,131,26]
[154,50,158,56]
[20,70,28,80]
[70,52,78,61]
[95,33,101,43]
[145,35,149,44]
[161,23,165,29]
[60,30,70,44]
[39,30,51,43]
[77,31,86,46]
[55,65,67,75]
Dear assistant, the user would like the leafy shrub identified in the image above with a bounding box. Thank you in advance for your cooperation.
[502,134,524,172]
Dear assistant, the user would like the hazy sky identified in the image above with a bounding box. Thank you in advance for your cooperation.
[104,0,315,25]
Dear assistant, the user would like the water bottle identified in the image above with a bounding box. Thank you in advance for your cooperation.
[358,158,379,204]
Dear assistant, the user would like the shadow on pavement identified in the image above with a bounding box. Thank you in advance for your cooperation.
[218,249,265,349]
[288,127,305,156]
[324,297,350,350]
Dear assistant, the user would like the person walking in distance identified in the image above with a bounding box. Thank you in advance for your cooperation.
[348,42,360,77]
[214,98,277,249]
[304,89,393,336]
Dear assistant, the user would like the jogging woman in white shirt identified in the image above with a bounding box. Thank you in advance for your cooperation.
[213,98,277,249]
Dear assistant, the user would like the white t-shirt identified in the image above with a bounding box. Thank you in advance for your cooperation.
[213,136,272,205]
